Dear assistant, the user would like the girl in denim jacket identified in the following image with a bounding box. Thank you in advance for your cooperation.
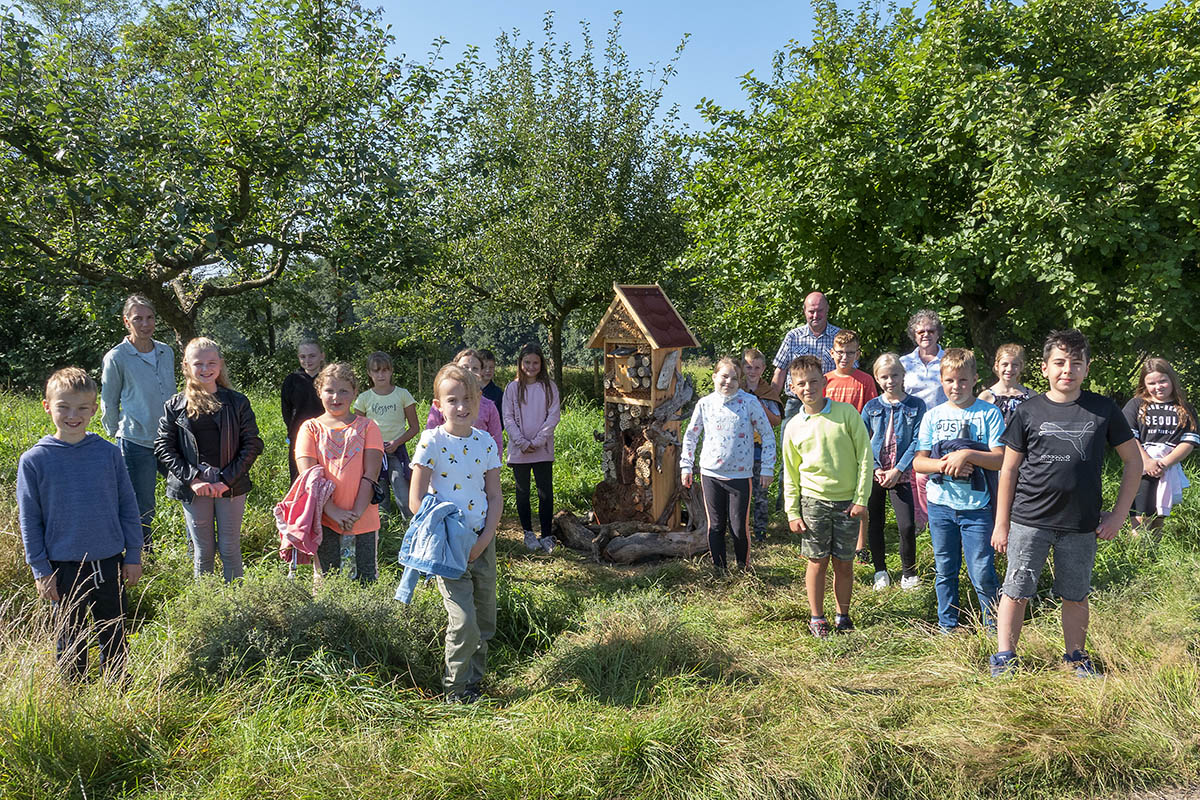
[861,354,926,590]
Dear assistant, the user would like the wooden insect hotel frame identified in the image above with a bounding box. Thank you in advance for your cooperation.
[586,283,699,528]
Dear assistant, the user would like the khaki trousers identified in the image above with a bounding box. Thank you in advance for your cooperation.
[436,537,496,694]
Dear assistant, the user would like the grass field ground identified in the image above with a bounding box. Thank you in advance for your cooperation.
[0,386,1197,800]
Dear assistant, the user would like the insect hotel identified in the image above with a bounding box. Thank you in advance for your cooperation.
[586,284,699,529]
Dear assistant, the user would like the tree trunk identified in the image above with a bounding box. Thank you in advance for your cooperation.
[959,287,1010,359]
[604,529,708,564]
[267,302,276,356]
[141,283,198,350]
[548,312,566,387]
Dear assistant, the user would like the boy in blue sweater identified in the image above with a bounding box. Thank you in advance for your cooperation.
[18,368,143,680]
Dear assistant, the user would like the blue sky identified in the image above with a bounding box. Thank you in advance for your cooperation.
[373,1,822,131]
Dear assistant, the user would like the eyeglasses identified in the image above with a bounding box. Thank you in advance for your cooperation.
[914,329,938,336]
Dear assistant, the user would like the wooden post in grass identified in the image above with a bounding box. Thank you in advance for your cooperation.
[417,358,424,398]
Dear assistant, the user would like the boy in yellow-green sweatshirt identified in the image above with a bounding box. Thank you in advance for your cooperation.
[782,355,873,638]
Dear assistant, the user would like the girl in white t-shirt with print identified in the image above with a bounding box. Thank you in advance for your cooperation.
[409,364,502,703]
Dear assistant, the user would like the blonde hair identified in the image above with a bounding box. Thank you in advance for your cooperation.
[434,363,480,402]
[940,348,977,376]
[832,329,860,349]
[742,347,765,363]
[453,348,483,369]
[182,337,232,417]
[714,356,745,385]
[993,344,1026,370]
[872,352,904,377]
[788,355,824,378]
[45,367,96,400]
[314,362,358,394]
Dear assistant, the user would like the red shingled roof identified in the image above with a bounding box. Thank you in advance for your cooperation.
[616,285,698,349]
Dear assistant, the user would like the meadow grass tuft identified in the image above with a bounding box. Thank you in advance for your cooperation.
[526,588,742,705]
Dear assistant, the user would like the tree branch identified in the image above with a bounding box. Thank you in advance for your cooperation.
[194,249,293,303]
[1,128,75,177]
[186,162,256,264]
[19,232,110,283]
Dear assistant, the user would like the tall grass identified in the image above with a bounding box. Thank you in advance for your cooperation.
[0,389,1197,799]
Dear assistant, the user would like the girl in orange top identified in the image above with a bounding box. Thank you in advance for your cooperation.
[295,363,384,582]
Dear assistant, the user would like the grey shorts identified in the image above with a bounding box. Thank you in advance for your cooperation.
[1000,522,1097,602]
[799,497,858,561]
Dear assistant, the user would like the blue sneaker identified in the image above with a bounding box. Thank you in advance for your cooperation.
[1063,650,1099,678]
[989,651,1019,678]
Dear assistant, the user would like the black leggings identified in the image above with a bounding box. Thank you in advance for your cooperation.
[702,475,752,570]
[512,461,554,539]
[867,479,917,576]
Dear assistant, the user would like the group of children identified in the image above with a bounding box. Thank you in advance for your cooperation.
[680,329,1195,676]
[18,327,562,699]
[15,306,1196,691]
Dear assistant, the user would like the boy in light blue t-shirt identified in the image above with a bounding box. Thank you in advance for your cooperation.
[913,348,1005,633]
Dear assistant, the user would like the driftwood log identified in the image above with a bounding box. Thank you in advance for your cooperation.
[552,510,702,564]
[553,477,707,565]
[605,529,707,563]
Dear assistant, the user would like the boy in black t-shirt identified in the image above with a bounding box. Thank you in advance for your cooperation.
[989,330,1141,678]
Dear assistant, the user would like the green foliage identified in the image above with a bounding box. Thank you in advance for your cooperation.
[0,0,447,342]
[375,13,691,383]
[0,281,125,391]
[677,0,1200,393]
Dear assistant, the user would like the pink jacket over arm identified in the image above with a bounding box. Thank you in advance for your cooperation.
[274,465,335,565]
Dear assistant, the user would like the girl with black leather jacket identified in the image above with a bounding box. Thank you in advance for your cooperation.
[155,337,262,581]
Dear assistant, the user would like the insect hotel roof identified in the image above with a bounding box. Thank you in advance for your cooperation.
[586,284,699,350]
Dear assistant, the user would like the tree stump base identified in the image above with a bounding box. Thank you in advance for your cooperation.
[552,510,707,564]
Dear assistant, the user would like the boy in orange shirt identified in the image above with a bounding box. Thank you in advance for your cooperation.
[825,330,878,561]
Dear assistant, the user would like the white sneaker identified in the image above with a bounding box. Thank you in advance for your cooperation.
[539,535,557,553]
[900,574,921,591]
[873,570,891,590]
[523,530,541,550]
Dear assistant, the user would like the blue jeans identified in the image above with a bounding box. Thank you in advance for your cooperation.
[927,503,999,630]
[120,439,159,550]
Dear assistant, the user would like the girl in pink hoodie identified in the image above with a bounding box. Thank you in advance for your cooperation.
[502,343,561,552]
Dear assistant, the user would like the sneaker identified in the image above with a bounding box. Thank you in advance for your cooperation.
[523,530,540,551]
[872,570,891,590]
[1063,650,1100,678]
[753,532,766,543]
[855,549,871,565]
[834,613,855,634]
[989,651,1019,678]
[539,535,557,554]
[809,616,831,638]
[900,574,921,591]
[463,683,483,702]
